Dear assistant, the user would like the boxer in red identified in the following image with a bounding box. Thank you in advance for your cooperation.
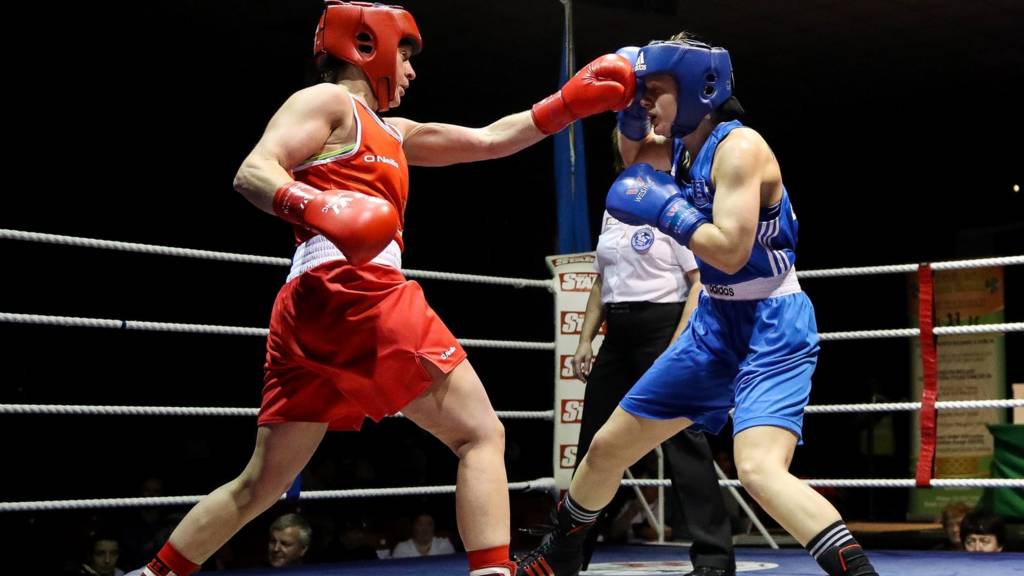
[128,2,634,575]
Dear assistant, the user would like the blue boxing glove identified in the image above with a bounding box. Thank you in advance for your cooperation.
[614,46,649,141]
[606,163,709,247]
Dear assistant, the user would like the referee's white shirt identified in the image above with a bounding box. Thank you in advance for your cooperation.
[595,211,698,305]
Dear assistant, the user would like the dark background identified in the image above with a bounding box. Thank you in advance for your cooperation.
[1,0,1022,570]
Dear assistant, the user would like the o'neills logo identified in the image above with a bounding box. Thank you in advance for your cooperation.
[706,284,735,297]
[363,154,399,168]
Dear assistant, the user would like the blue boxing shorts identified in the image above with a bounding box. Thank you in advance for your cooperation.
[620,289,819,440]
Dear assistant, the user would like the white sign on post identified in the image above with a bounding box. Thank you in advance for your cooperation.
[546,252,604,490]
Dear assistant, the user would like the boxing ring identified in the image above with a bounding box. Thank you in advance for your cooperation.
[1,228,1023,575]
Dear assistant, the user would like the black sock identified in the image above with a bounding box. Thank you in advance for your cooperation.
[559,493,601,531]
[806,521,878,576]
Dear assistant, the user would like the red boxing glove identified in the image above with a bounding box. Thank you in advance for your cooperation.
[273,181,399,266]
[531,53,636,135]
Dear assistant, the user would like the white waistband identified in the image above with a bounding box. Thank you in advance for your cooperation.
[701,267,801,301]
[287,235,402,282]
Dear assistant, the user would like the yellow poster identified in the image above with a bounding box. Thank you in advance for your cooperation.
[909,267,1006,517]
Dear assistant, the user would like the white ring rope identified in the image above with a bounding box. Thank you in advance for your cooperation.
[299,478,557,501]
[1,405,258,417]
[0,229,549,289]
[3,229,1021,283]
[4,227,1019,284]
[0,313,270,337]
[0,229,291,267]
[399,268,551,289]
[933,323,1024,336]
[623,478,1024,489]
[4,400,1019,418]
[456,338,554,351]
[3,313,1020,346]
[0,313,552,350]
[5,476,1021,513]
[0,478,559,513]
[819,328,920,341]
[804,399,1024,413]
[0,404,554,420]
[795,255,1024,278]
[817,323,1024,341]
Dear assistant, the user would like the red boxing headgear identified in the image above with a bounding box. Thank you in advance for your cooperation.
[314,1,422,112]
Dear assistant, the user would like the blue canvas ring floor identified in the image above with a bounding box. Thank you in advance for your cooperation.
[205,545,1024,576]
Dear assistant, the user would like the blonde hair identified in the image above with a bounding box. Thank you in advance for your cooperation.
[611,128,627,174]
[270,513,313,547]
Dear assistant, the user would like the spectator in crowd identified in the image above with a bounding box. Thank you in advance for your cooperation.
[608,474,672,543]
[960,511,1006,553]
[208,542,239,572]
[268,513,312,567]
[121,477,179,566]
[72,533,124,576]
[323,518,381,562]
[938,501,972,551]
[391,513,456,558]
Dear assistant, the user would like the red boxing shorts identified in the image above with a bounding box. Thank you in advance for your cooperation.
[258,261,467,430]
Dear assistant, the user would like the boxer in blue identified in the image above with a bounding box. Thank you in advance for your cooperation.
[516,35,879,576]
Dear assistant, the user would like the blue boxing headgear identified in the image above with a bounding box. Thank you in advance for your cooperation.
[634,40,733,136]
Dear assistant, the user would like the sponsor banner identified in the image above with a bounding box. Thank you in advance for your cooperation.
[908,267,1006,517]
[547,252,603,488]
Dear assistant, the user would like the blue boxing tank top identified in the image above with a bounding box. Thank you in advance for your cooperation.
[671,120,798,286]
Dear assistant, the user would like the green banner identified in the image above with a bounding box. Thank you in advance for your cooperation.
[985,424,1024,519]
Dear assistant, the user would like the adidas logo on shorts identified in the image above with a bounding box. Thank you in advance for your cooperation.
[634,51,646,71]
[706,284,735,297]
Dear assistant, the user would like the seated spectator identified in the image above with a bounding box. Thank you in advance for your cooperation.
[960,511,1006,553]
[72,533,124,576]
[938,501,972,551]
[323,518,380,562]
[120,476,179,566]
[608,482,672,543]
[267,513,312,567]
[208,542,239,572]
[391,513,455,558]
[605,455,673,543]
